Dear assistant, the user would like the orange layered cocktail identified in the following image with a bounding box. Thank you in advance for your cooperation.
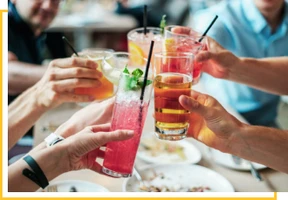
[154,52,194,141]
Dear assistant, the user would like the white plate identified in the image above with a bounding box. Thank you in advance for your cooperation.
[210,149,266,171]
[42,180,109,192]
[137,136,201,164]
[123,164,234,192]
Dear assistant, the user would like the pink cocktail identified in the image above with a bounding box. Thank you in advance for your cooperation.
[164,25,206,84]
[102,72,153,178]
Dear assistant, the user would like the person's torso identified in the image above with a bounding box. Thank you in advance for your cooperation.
[195,0,288,125]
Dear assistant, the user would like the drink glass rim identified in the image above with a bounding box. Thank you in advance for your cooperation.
[103,51,148,62]
[154,52,194,59]
[128,27,162,40]
[165,25,205,42]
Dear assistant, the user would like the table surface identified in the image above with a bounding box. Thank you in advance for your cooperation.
[33,85,288,192]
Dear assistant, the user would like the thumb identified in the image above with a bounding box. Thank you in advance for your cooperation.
[179,93,216,121]
[179,95,208,117]
[195,51,216,63]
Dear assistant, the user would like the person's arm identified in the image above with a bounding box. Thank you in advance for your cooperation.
[8,124,134,192]
[229,57,288,95]
[8,51,47,95]
[8,57,102,150]
[195,39,288,95]
[179,91,288,173]
[8,86,48,150]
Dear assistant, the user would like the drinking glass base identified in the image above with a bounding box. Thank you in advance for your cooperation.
[102,167,132,178]
[154,127,187,141]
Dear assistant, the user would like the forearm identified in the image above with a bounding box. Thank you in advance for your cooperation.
[231,124,288,173]
[8,61,47,95]
[228,57,288,95]
[8,87,48,150]
[8,144,66,192]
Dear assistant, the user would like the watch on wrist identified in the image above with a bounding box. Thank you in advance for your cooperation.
[44,133,64,147]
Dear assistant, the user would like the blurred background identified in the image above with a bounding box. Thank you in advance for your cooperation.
[46,0,225,52]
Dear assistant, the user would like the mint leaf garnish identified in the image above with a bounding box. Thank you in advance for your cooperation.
[160,15,166,35]
[132,68,143,79]
[122,67,151,91]
[123,65,130,74]
[138,80,152,88]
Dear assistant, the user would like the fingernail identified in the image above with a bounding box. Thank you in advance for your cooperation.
[183,96,190,105]
[126,130,134,136]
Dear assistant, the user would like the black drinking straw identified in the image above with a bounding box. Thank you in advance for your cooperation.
[140,40,154,101]
[198,15,218,42]
[143,5,147,35]
[62,36,79,57]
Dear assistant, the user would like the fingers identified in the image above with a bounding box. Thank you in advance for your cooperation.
[50,57,98,69]
[49,67,102,81]
[171,26,191,35]
[73,127,134,157]
[90,124,111,133]
[195,51,213,63]
[90,162,103,174]
[179,92,218,120]
[56,93,95,102]
[51,78,101,92]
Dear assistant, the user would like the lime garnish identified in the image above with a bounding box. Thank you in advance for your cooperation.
[122,67,152,91]
[160,15,167,35]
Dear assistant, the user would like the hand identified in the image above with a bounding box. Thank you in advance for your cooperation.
[171,26,240,79]
[179,91,244,153]
[58,124,134,173]
[34,57,102,109]
[55,97,115,138]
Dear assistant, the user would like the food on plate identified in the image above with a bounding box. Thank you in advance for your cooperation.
[138,171,211,192]
[139,137,186,160]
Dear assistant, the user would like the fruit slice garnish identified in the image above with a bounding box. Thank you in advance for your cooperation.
[101,60,121,85]
[128,41,146,66]
[164,38,176,52]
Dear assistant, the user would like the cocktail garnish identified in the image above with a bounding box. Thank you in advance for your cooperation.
[160,15,167,35]
[122,67,152,91]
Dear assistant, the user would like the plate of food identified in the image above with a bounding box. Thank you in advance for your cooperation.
[123,164,234,192]
[42,180,109,192]
[137,136,201,164]
[209,149,266,171]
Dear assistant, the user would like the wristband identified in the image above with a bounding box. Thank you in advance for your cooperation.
[45,133,64,147]
[22,155,49,189]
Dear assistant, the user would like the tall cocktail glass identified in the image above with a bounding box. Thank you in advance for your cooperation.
[127,27,162,64]
[102,62,153,178]
[164,25,206,85]
[154,52,194,141]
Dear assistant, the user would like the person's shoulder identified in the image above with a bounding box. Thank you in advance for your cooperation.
[194,1,242,23]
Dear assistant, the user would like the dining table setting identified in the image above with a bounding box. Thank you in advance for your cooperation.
[33,82,288,192]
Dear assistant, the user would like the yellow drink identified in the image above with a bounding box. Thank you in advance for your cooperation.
[74,51,115,101]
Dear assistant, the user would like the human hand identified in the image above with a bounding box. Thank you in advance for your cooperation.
[57,124,133,173]
[55,97,115,138]
[179,91,244,153]
[171,26,240,79]
[34,57,102,109]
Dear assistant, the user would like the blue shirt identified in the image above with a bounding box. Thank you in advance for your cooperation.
[192,0,288,126]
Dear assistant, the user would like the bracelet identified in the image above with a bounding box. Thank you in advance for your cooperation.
[22,155,49,189]
[45,133,64,147]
